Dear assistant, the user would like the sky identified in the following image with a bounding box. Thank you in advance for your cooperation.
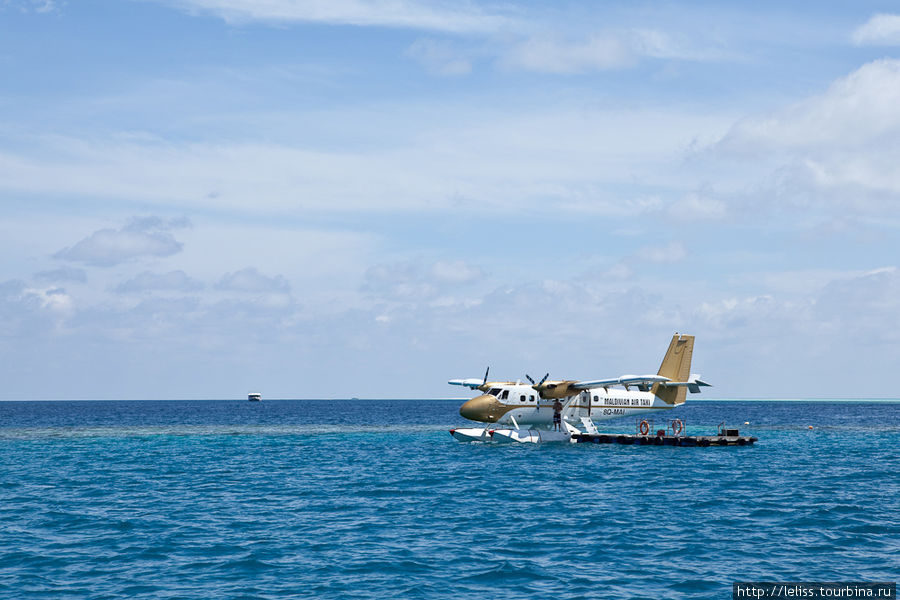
[2,0,900,400]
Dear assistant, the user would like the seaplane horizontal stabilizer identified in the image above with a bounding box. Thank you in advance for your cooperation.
[658,374,712,393]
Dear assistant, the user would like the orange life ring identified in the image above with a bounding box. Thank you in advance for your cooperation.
[639,420,650,435]
[671,419,684,436]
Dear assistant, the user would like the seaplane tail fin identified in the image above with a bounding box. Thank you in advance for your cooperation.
[652,334,694,405]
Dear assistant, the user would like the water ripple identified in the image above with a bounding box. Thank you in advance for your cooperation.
[0,400,898,599]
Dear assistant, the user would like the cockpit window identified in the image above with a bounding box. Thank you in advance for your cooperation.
[500,390,509,400]
[488,388,501,396]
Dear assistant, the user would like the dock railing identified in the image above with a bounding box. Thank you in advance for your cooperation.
[667,418,686,437]
[635,418,654,436]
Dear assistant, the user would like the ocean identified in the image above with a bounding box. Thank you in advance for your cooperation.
[0,400,897,599]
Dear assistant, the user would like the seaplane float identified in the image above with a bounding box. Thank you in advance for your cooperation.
[448,333,710,443]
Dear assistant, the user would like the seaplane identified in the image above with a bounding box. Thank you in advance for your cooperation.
[448,333,710,443]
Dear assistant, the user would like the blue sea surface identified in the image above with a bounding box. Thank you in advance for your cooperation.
[1,400,897,599]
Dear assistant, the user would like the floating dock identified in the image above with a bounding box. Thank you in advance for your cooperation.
[573,420,757,446]
[572,433,757,446]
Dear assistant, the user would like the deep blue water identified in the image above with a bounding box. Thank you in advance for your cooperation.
[0,400,897,599]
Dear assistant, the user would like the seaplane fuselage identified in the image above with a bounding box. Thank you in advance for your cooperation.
[459,385,674,428]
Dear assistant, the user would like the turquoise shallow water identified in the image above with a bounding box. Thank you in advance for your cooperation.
[0,400,897,599]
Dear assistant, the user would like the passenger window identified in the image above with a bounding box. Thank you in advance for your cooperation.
[529,395,535,401]
[500,390,509,400]
[520,395,526,402]
[593,396,598,401]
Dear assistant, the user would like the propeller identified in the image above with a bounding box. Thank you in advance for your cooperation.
[525,373,549,386]
[525,373,552,397]
[482,366,490,387]
[527,372,579,399]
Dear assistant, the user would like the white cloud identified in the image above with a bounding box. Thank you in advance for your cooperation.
[852,14,900,46]
[33,267,87,284]
[718,59,900,153]
[0,104,729,217]
[430,260,484,284]
[116,270,203,293]
[754,268,870,296]
[31,286,74,314]
[634,241,687,264]
[787,154,900,200]
[157,2,718,77]
[695,295,781,330]
[686,267,900,350]
[814,266,900,342]
[667,192,727,220]
[363,262,437,300]
[2,0,60,13]
[501,33,634,73]
[628,28,706,60]
[362,259,484,307]
[0,279,74,337]
[6,251,900,397]
[499,29,715,74]
[54,216,190,267]
[405,38,472,76]
[710,58,900,213]
[216,267,290,294]
[162,0,512,33]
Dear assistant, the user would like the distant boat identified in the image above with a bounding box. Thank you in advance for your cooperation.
[248,393,261,402]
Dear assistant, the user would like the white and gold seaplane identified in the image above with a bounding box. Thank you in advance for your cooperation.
[448,334,709,443]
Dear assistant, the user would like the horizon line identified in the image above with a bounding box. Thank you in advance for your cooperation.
[2,397,899,403]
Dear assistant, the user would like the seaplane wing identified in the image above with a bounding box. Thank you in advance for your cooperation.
[448,378,487,389]
[573,374,670,389]
[573,373,711,393]
[449,367,492,390]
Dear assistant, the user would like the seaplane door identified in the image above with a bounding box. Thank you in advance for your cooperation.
[581,390,591,415]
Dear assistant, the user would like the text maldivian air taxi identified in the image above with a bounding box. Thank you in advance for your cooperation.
[448,334,709,443]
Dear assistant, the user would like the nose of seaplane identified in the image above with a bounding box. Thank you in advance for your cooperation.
[459,394,502,422]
